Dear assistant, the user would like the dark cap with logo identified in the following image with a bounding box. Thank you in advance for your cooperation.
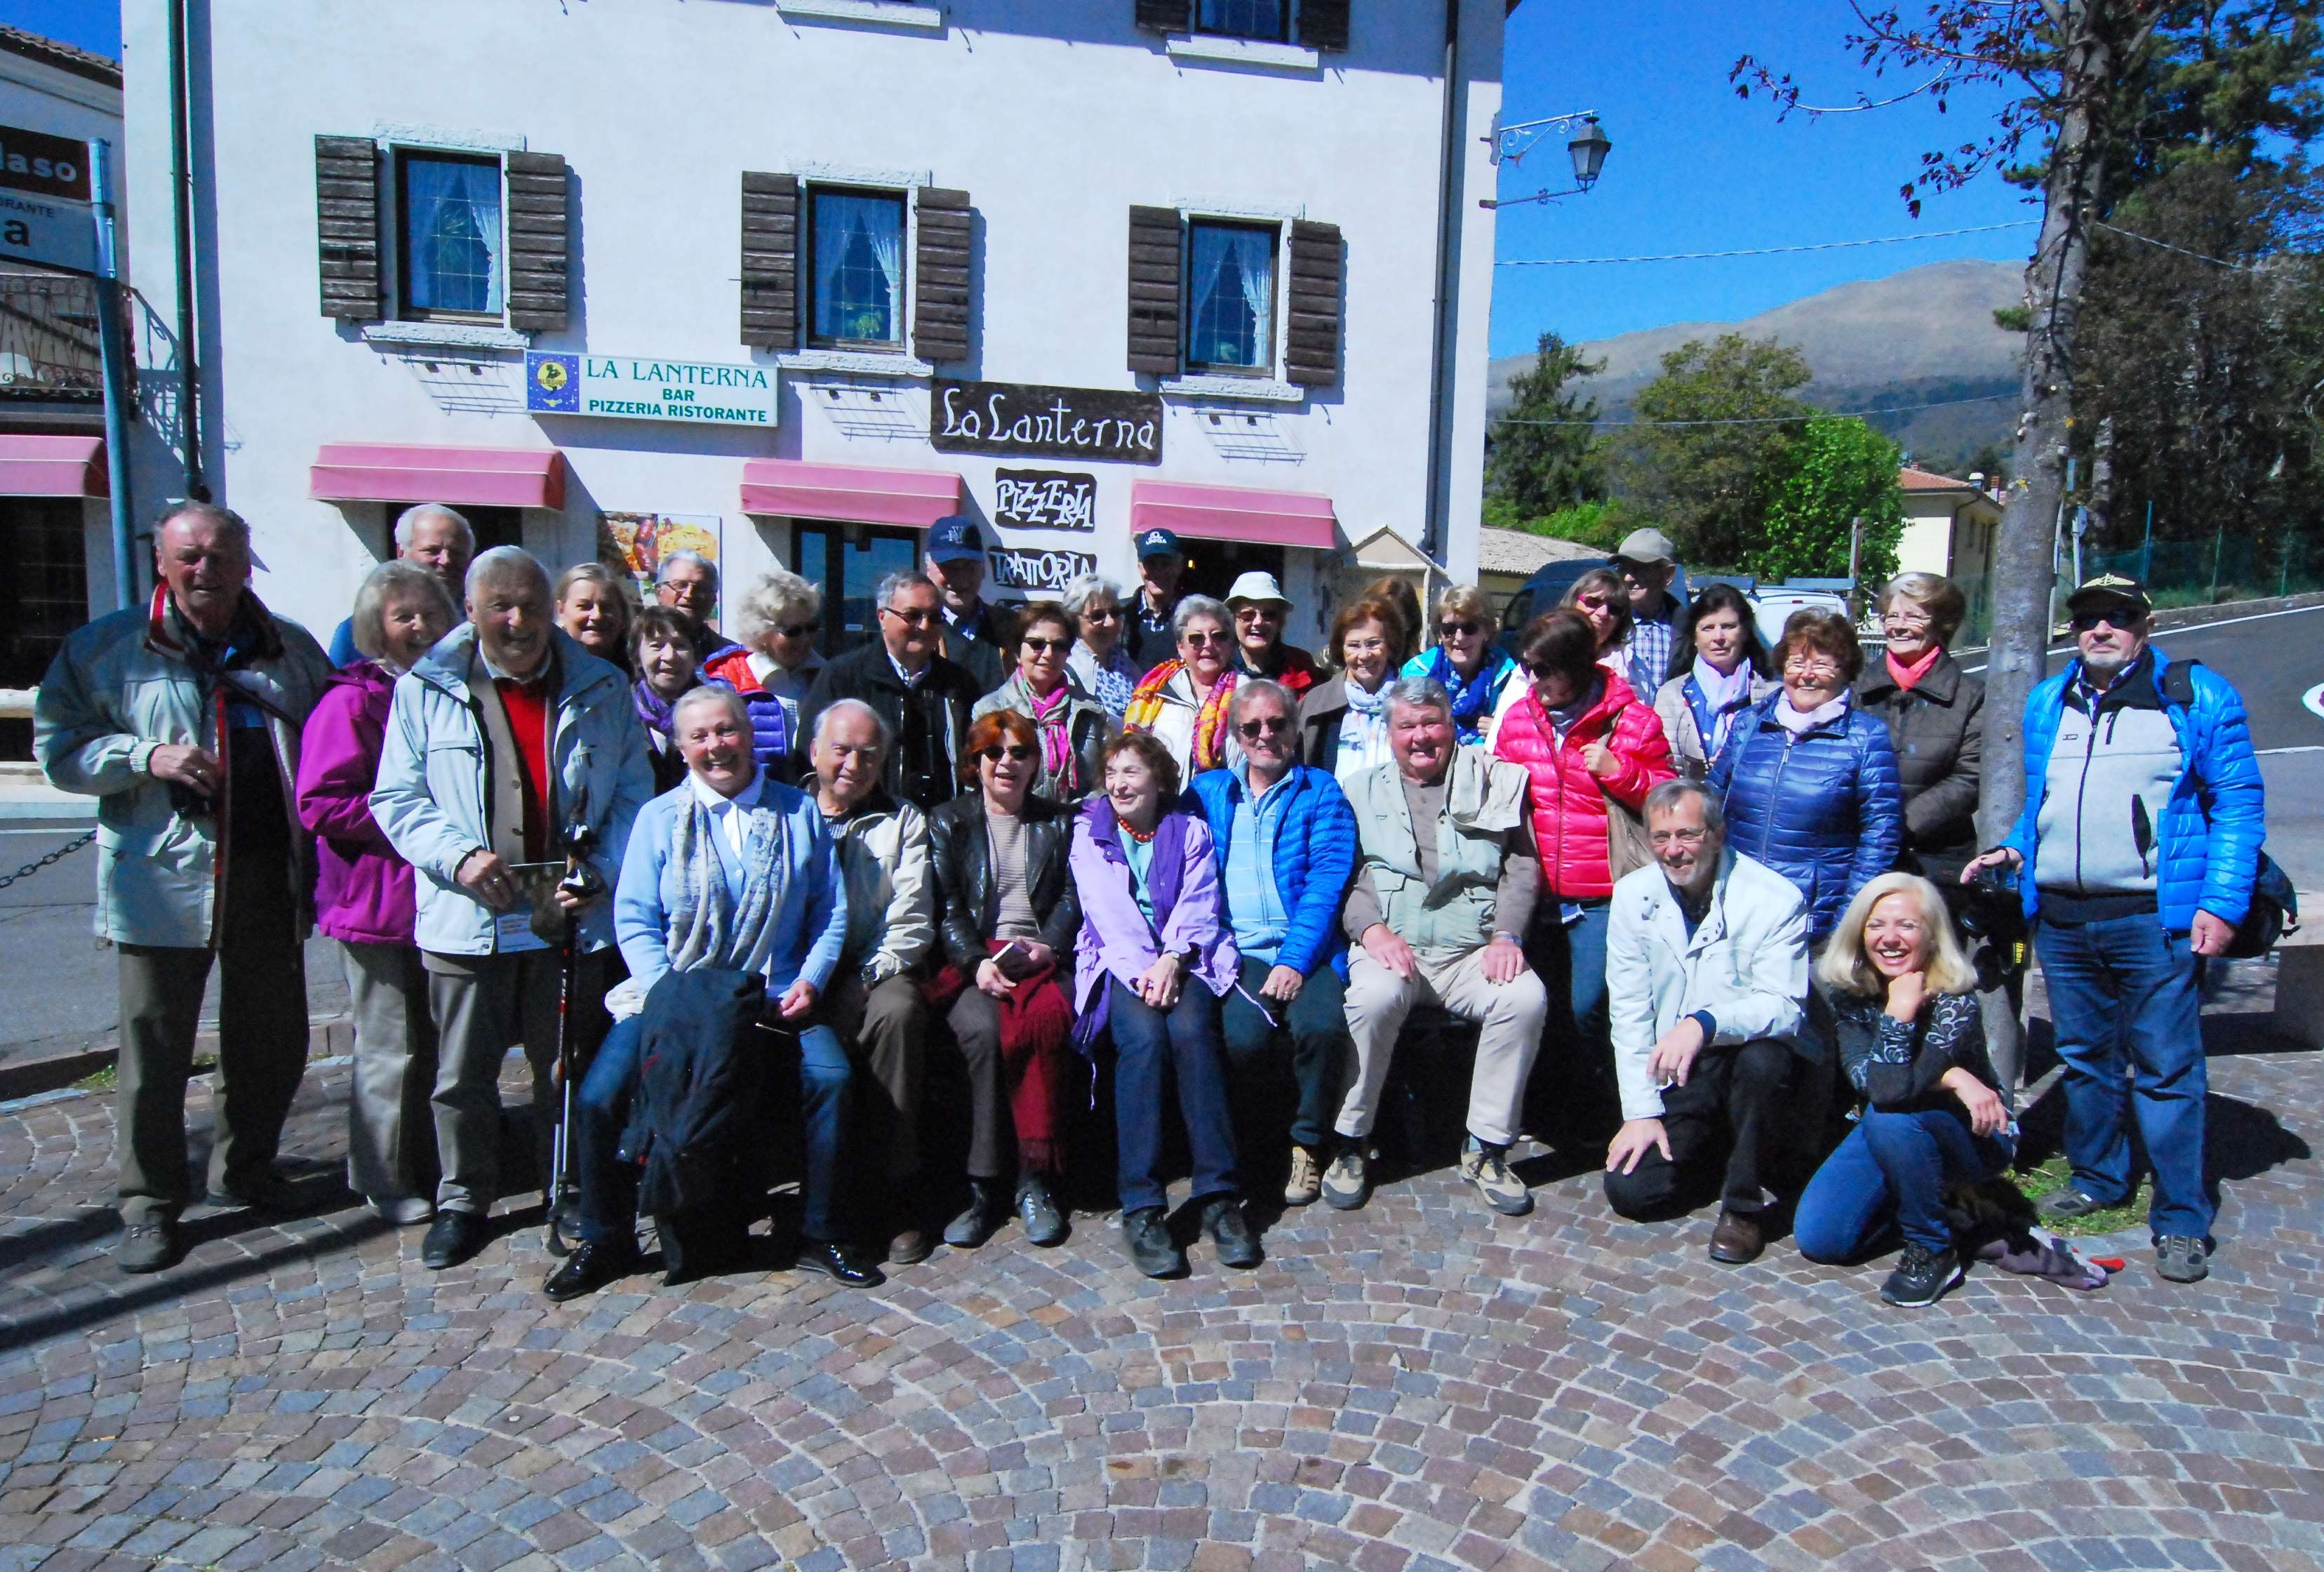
[2065,572,2152,618]
[1136,528,1184,561]
[927,516,985,564]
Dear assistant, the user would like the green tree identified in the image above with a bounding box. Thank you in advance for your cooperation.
[1485,331,1607,515]
[1754,418,1907,584]
[1619,333,1812,569]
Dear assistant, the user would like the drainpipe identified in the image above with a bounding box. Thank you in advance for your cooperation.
[168,0,208,501]
[1419,0,1464,562]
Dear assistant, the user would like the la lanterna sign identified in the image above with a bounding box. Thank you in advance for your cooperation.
[931,380,1162,465]
[526,352,777,427]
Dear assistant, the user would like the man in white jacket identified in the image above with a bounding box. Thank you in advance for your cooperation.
[1603,779,1808,1265]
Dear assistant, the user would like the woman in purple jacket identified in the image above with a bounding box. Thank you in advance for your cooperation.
[1071,731,1262,1278]
[295,561,456,1225]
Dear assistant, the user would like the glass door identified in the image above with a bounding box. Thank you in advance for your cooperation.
[792,524,922,658]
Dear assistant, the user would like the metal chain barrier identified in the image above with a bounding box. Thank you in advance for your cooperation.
[0,831,95,891]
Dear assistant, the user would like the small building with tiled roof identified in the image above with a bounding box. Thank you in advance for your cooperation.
[1896,462,2005,634]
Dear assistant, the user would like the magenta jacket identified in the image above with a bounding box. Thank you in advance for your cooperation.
[1069,799,1238,1019]
[295,660,417,947]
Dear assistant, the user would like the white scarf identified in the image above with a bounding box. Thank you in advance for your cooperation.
[1692,655,1749,714]
[1775,691,1850,736]
[1336,677,1395,782]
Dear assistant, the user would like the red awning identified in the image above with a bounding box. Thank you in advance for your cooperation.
[740,459,963,527]
[309,443,566,509]
[0,434,106,498]
[1128,480,1337,549]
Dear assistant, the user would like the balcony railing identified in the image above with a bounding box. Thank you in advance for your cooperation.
[0,269,119,400]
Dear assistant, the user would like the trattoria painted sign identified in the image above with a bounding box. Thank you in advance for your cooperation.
[931,380,1161,465]
[527,352,777,426]
[989,547,1098,593]
[993,469,1097,533]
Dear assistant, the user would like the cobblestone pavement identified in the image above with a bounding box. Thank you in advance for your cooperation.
[1,1044,2319,1572]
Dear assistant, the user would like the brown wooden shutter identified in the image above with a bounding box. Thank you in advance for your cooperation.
[1300,0,1351,51]
[913,187,973,366]
[1128,206,1183,378]
[314,135,380,321]
[1136,0,1191,32]
[1284,220,1343,387]
[503,151,570,333]
[740,171,801,350]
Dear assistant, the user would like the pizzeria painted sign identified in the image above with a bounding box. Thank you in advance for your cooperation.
[930,380,1162,465]
[993,469,1097,532]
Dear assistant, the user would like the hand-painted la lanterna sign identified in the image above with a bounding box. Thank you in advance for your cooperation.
[930,380,1162,465]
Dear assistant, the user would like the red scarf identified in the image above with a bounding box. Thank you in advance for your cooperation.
[1886,646,1943,693]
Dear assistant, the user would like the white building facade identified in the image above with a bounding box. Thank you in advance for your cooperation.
[120,0,1504,658]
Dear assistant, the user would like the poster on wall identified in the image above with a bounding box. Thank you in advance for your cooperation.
[994,469,1097,533]
[598,512,724,606]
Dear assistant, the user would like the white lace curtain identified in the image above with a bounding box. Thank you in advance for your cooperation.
[403,156,502,314]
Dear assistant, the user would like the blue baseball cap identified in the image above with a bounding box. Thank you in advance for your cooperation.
[1136,528,1184,561]
[927,515,985,564]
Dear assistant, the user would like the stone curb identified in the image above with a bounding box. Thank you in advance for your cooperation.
[0,1013,355,1103]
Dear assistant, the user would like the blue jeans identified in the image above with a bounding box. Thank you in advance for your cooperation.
[577,1013,852,1247]
[1795,1107,2014,1258]
[1109,977,1238,1215]
[1219,955,1349,1152]
[2036,914,2212,1239]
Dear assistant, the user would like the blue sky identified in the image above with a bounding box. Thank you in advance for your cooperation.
[5,1,2041,357]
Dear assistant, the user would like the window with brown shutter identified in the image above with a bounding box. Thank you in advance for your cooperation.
[1127,206,1183,378]
[740,171,801,350]
[1299,0,1351,51]
[1135,0,1192,32]
[1283,219,1342,387]
[913,187,972,366]
[314,135,381,321]
[503,151,570,333]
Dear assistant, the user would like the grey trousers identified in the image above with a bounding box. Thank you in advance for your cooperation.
[115,872,309,1223]
[341,940,440,1208]
[423,946,601,1216]
[823,970,927,1181]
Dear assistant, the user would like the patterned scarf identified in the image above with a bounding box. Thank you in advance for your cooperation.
[632,677,680,742]
[1420,644,1514,745]
[1074,641,1138,719]
[664,792,790,976]
[1028,684,1078,795]
[1124,659,1238,771]
[1337,677,1394,778]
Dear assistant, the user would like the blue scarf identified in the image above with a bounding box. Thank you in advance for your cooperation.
[1071,797,1189,1051]
[1420,645,1514,744]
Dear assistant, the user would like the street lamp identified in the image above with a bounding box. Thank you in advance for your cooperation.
[1480,109,1614,209]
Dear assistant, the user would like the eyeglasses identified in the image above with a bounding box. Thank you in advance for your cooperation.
[1022,636,1071,654]
[1438,621,1481,638]
[881,604,937,626]
[1784,658,1843,678]
[1237,716,1293,740]
[1648,828,1708,847]
[1182,630,1230,647]
[1083,606,1121,622]
[1341,637,1389,658]
[979,744,1037,763]
[775,621,820,639]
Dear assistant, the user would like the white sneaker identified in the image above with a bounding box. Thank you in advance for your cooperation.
[1321,1144,1371,1211]
[1460,1135,1532,1217]
[1283,1145,1323,1207]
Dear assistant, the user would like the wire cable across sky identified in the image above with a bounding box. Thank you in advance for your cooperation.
[1495,391,2017,427]
[1496,220,2038,267]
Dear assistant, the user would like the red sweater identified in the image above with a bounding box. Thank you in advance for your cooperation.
[495,677,552,861]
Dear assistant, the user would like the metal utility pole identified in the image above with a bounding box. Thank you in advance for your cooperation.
[88,138,136,611]
[168,0,207,501]
[1846,514,1864,621]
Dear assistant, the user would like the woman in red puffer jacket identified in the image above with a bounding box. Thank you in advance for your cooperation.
[1492,608,1676,1144]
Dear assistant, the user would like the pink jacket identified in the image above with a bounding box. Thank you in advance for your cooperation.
[295,660,417,947]
[1491,672,1676,900]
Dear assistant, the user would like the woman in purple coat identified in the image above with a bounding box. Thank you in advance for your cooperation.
[1071,731,1262,1278]
[295,561,457,1225]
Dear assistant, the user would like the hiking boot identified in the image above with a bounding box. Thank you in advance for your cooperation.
[1321,1143,1371,1211]
[2036,1187,2109,1223]
[1283,1145,1323,1207]
[1122,1206,1186,1278]
[1880,1243,1964,1307]
[117,1218,180,1275]
[1016,1175,1067,1246]
[944,1179,1003,1249]
[1709,1209,1764,1265]
[1201,1195,1264,1269]
[1460,1134,1533,1217]
[2155,1234,2210,1284]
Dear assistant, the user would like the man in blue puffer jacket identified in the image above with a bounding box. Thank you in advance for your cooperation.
[1965,574,2264,1286]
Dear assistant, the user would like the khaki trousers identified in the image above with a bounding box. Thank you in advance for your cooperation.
[822,970,927,1181]
[1339,947,1548,1147]
[422,947,601,1215]
[341,940,439,1208]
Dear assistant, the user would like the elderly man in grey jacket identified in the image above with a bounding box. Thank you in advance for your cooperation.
[807,698,938,1264]
[36,502,333,1274]
[1602,779,1809,1266]
[372,547,652,1270]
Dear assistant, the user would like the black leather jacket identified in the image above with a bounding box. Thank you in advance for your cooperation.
[927,791,1081,968]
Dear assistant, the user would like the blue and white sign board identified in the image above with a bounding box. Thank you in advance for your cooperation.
[526,352,777,427]
[0,188,95,275]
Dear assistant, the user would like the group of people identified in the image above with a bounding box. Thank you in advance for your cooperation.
[36,500,2266,1311]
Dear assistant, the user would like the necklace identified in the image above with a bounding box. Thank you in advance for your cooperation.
[1117,813,1158,844]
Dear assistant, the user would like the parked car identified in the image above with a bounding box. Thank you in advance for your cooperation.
[1747,580,1853,645]
[1497,558,1695,657]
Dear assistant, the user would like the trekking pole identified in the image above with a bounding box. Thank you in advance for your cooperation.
[544,787,605,1258]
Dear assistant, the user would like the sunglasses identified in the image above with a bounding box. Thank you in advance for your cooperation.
[1439,621,1481,638]
[1083,606,1122,622]
[2070,611,2139,632]
[979,744,1037,763]
[1182,630,1230,646]
[1022,636,1071,654]
[1575,594,1612,612]
[881,606,937,626]
[775,621,820,638]
[1238,716,1293,740]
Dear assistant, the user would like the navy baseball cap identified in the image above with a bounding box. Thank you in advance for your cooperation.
[1136,528,1184,561]
[927,516,985,564]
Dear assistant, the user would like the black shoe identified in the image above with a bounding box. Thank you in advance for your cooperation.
[543,1240,641,1302]
[1200,1196,1263,1270]
[944,1179,1004,1249]
[421,1210,490,1270]
[1122,1206,1187,1279]
[117,1218,180,1274]
[1017,1175,1067,1246]
[1880,1243,1964,1308]
[794,1238,886,1288]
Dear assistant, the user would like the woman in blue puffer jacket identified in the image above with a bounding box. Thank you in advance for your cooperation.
[1708,609,1904,940]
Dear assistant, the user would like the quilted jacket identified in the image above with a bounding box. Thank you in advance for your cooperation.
[1490,673,1675,900]
[2004,648,2264,933]
[1187,761,1360,978]
[1854,651,1984,884]
[1707,693,1903,940]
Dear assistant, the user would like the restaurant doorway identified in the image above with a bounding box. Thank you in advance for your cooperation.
[791,522,922,658]
[0,496,86,759]
[1178,540,1284,604]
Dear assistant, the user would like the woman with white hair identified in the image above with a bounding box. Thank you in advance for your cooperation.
[700,568,826,786]
[1122,595,1242,782]
[1062,573,1139,719]
[295,561,460,1225]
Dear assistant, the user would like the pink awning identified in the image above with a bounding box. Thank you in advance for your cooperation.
[1129,480,1337,549]
[0,434,105,498]
[740,459,963,527]
[309,443,566,509]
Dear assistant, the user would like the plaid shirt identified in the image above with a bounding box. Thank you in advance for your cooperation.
[1622,595,1680,695]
